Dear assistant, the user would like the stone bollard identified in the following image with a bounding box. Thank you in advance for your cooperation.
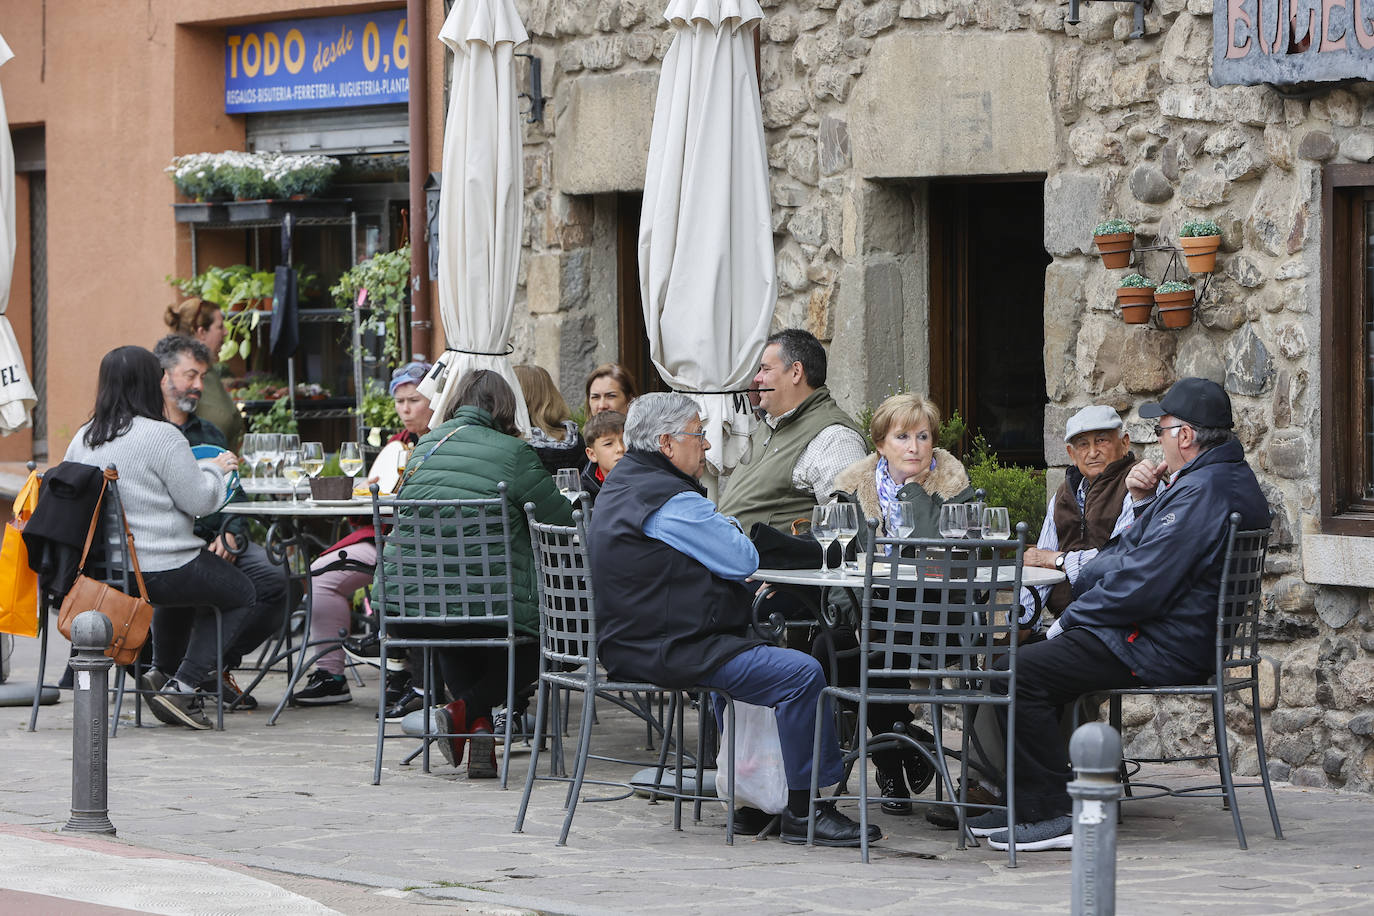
[63,611,116,835]
[1068,722,1122,916]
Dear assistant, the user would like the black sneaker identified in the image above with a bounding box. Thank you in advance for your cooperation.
[139,669,179,727]
[200,672,258,711]
[383,668,414,708]
[147,679,212,730]
[289,670,352,706]
[342,633,407,671]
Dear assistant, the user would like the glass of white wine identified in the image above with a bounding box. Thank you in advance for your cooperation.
[281,448,307,503]
[301,442,325,479]
[338,442,364,482]
[555,468,582,503]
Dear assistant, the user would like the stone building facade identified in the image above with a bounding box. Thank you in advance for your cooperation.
[503,0,1374,793]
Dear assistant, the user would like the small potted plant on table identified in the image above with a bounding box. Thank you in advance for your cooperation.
[1154,280,1196,328]
[1093,218,1135,269]
[1178,218,1222,273]
[1117,273,1156,324]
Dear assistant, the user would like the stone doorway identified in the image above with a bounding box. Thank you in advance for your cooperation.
[928,180,1050,467]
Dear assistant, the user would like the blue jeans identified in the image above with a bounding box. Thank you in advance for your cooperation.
[144,550,256,687]
[699,645,844,791]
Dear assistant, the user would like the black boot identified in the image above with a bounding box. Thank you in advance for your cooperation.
[872,749,912,815]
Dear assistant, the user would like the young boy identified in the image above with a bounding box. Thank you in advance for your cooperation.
[580,410,626,504]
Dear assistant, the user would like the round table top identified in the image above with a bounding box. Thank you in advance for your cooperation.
[220,498,391,517]
[752,564,1066,590]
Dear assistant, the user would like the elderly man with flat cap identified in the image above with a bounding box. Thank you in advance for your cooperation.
[1018,404,1139,628]
[974,378,1269,853]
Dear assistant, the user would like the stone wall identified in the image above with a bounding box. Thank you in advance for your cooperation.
[506,0,1374,792]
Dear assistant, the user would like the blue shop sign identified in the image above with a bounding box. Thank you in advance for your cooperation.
[225,10,409,113]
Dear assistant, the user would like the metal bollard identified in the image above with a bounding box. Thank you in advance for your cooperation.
[1068,722,1122,916]
[64,611,116,835]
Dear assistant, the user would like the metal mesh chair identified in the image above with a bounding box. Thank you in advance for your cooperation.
[1093,512,1281,849]
[370,482,531,787]
[809,521,1028,865]
[514,506,737,846]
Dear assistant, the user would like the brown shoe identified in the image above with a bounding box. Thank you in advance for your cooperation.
[467,717,497,779]
[924,783,1002,830]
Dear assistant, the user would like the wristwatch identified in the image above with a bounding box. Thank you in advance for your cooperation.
[1054,552,1066,571]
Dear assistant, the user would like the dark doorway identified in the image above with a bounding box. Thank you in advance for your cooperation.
[928,180,1050,467]
[614,192,667,395]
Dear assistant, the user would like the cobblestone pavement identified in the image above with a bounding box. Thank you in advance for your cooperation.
[0,634,1369,915]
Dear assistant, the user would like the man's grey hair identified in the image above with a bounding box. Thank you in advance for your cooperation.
[1189,424,1233,452]
[624,392,701,451]
[153,334,212,371]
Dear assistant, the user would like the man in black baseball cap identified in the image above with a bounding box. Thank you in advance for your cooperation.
[979,377,1269,854]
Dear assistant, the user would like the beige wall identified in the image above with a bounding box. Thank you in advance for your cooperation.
[0,0,442,461]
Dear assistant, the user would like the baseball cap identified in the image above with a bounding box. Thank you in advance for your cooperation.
[1064,405,1124,442]
[1138,377,1233,429]
[388,361,433,396]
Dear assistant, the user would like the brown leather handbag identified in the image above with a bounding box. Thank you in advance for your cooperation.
[56,469,153,667]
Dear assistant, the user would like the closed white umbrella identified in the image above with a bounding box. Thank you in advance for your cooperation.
[418,0,530,431]
[0,34,36,435]
[639,0,775,474]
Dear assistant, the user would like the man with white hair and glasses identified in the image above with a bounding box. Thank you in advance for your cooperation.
[588,392,880,848]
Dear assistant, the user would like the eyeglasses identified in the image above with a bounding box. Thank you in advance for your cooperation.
[1153,424,1187,437]
[673,430,707,440]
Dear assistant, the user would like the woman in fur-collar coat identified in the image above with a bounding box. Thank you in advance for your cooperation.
[829,392,976,817]
[832,395,975,545]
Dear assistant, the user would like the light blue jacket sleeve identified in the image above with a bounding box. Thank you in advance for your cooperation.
[643,491,760,582]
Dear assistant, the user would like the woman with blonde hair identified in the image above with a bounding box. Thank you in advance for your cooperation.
[514,364,585,475]
[831,391,976,817]
[164,298,244,452]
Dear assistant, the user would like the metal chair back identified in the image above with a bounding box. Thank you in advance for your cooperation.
[525,506,596,672]
[370,482,516,633]
[1216,512,1270,677]
[861,521,1027,685]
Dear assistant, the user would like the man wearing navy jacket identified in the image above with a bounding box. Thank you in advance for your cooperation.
[979,378,1269,852]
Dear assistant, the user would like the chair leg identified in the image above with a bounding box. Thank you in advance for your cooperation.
[372,639,390,786]
[214,610,225,732]
[1249,681,1283,840]
[110,667,127,737]
[719,695,735,846]
[1212,688,1247,849]
[808,692,828,849]
[646,692,679,807]
[514,677,549,834]
[557,683,600,846]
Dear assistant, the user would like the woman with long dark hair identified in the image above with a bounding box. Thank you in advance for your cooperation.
[374,369,574,777]
[64,345,254,730]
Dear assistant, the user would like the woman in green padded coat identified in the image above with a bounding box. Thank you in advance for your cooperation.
[375,369,574,778]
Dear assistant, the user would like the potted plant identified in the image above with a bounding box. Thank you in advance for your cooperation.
[331,245,411,367]
[1154,280,1196,328]
[1093,218,1135,269]
[1178,218,1222,273]
[1117,273,1156,324]
[263,154,340,199]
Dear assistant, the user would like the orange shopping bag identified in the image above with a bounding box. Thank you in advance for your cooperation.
[0,469,40,637]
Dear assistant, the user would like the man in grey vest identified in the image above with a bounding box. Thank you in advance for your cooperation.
[717,329,866,532]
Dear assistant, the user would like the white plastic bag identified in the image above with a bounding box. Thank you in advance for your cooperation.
[716,701,789,814]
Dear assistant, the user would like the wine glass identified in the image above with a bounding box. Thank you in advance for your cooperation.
[811,504,838,578]
[240,434,260,480]
[280,433,301,455]
[938,502,968,539]
[983,506,1011,541]
[555,468,582,503]
[892,501,917,539]
[281,448,306,503]
[301,442,325,478]
[338,441,364,480]
[258,433,282,481]
[831,502,859,573]
[964,498,987,538]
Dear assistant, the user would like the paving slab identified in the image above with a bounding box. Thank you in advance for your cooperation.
[0,632,1367,915]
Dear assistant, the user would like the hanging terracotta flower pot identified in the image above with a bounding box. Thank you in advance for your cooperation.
[1093,218,1135,269]
[1117,274,1156,324]
[1178,218,1223,273]
[1154,281,1195,328]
